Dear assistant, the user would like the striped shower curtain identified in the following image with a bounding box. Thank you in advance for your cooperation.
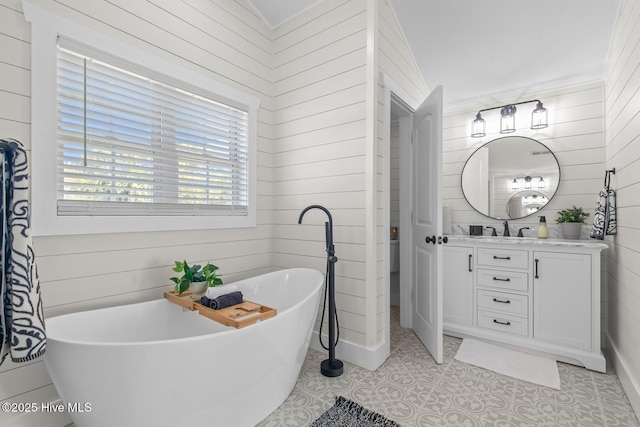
[0,138,45,364]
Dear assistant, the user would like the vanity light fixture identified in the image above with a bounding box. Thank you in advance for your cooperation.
[470,99,549,138]
[512,175,545,190]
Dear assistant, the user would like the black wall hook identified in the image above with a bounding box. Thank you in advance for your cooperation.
[605,168,616,190]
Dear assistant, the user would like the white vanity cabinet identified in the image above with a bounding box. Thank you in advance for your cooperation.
[443,236,607,372]
[476,246,530,337]
[443,245,473,326]
[533,251,592,350]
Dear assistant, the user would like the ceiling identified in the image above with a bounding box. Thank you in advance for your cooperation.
[249,0,620,109]
[248,0,323,28]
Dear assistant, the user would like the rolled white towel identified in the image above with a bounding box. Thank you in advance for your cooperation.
[205,284,238,300]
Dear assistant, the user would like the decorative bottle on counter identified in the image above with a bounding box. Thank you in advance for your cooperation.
[537,216,548,239]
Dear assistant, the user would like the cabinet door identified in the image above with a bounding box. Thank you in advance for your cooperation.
[533,251,591,349]
[443,246,474,326]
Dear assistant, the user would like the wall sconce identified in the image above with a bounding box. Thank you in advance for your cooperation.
[512,175,545,190]
[471,99,548,138]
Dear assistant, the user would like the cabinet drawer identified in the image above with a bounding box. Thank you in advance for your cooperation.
[477,248,528,269]
[477,269,528,292]
[477,290,528,317]
[477,310,528,336]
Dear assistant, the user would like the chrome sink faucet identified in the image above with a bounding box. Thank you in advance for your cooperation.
[503,221,510,237]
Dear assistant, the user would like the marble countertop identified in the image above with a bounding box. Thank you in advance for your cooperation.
[446,234,609,249]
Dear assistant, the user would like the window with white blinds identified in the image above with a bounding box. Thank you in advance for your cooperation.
[56,41,249,217]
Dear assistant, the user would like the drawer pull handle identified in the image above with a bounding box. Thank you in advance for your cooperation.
[468,254,472,272]
[493,319,511,326]
[493,298,511,304]
[492,277,511,282]
[493,255,511,260]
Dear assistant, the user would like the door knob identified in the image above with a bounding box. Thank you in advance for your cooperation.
[438,236,448,244]
[425,235,436,244]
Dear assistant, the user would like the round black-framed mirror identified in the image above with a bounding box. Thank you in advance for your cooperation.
[461,136,561,220]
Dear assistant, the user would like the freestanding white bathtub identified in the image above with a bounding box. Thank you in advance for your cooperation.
[44,268,323,427]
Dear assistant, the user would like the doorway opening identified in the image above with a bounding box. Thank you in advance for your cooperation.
[386,93,413,340]
[383,83,444,365]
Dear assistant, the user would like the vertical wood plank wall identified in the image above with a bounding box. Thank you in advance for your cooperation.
[0,1,274,425]
[602,0,640,414]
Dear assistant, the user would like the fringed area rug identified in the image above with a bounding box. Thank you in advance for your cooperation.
[310,396,400,427]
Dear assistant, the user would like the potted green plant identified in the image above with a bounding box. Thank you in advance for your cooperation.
[556,206,590,239]
[170,260,223,296]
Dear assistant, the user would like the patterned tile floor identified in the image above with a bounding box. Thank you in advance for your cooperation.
[258,306,640,426]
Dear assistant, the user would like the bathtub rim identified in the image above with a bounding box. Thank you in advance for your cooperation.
[44,267,324,348]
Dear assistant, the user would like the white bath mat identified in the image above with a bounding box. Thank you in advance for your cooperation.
[454,339,560,390]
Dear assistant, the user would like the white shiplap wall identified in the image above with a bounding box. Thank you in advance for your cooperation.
[272,0,370,348]
[443,81,606,236]
[603,0,640,415]
[0,1,274,426]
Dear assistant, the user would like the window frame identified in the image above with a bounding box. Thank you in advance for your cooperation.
[24,1,259,236]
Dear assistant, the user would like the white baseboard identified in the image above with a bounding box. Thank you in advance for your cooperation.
[604,333,640,419]
[309,331,389,371]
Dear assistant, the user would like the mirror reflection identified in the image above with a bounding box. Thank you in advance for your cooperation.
[461,136,560,220]
[507,190,549,218]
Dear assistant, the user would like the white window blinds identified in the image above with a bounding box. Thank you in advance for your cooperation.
[56,39,249,217]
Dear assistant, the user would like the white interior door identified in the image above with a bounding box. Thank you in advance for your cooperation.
[411,86,443,364]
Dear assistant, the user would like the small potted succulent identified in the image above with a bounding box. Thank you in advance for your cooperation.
[556,206,590,239]
[170,260,223,296]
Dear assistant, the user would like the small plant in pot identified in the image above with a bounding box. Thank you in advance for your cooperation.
[170,260,223,296]
[556,206,590,239]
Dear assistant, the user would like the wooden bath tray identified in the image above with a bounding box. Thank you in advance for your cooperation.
[163,291,276,328]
